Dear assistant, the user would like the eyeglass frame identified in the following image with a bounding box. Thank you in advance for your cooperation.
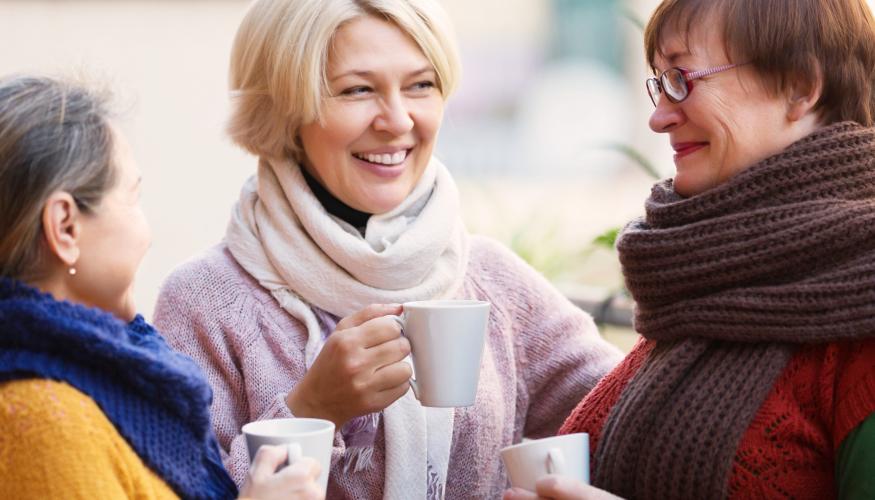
[646,63,746,107]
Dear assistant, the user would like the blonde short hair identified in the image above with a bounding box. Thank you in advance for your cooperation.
[227,0,461,161]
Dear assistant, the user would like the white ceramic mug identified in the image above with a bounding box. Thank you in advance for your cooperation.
[242,418,335,492]
[500,433,590,492]
[392,299,490,407]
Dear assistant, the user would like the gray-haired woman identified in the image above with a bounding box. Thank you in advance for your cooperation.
[0,74,321,500]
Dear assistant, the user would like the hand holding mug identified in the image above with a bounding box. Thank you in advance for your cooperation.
[502,476,623,500]
[501,434,590,496]
[286,304,412,428]
[242,418,335,494]
[239,444,323,500]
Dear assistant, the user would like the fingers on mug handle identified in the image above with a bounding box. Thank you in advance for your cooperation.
[388,313,405,332]
[287,442,302,466]
[250,444,287,480]
[338,304,402,330]
[546,447,566,475]
[388,313,420,400]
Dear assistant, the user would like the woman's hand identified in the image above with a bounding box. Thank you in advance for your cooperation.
[239,445,323,500]
[286,304,412,428]
[502,476,623,500]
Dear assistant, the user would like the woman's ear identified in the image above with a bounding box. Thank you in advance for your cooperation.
[41,191,82,269]
[787,63,824,122]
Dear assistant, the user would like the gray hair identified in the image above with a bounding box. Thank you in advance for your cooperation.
[0,75,117,281]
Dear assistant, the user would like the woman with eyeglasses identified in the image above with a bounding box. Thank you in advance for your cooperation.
[505,0,875,499]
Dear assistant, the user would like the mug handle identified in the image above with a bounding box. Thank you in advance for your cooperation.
[389,313,420,400]
[546,448,566,475]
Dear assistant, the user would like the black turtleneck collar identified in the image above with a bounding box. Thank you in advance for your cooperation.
[301,166,371,233]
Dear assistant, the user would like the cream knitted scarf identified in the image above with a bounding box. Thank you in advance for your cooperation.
[226,156,469,499]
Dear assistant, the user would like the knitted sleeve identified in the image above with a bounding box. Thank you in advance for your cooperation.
[154,248,346,487]
[0,379,178,499]
[467,236,623,439]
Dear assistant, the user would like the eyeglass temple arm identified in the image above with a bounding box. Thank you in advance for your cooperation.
[684,63,743,81]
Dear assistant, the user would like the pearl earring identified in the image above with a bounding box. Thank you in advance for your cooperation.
[68,267,77,276]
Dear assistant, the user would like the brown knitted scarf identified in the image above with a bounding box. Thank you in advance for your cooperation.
[594,122,875,499]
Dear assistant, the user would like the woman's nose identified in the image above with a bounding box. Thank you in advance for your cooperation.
[648,96,685,133]
[373,94,414,136]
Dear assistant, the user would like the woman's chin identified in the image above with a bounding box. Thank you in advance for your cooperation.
[672,173,718,198]
[354,187,414,215]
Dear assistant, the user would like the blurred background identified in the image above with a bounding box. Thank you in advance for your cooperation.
[9,0,852,350]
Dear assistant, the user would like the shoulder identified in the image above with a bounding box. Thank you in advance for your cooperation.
[0,379,178,498]
[155,243,274,322]
[463,234,583,315]
[467,235,527,272]
[0,378,103,427]
[465,235,550,291]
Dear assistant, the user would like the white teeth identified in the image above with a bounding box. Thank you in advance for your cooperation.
[354,150,408,166]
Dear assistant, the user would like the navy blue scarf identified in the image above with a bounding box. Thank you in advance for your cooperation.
[0,278,237,500]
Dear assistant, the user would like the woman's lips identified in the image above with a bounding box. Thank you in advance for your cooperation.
[673,142,708,160]
[351,149,410,179]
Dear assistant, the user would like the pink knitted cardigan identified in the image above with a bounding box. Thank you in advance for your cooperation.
[154,236,622,499]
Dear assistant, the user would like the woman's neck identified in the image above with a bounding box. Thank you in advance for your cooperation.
[300,167,371,233]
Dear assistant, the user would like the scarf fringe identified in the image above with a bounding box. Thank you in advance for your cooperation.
[427,462,446,500]
[343,445,375,474]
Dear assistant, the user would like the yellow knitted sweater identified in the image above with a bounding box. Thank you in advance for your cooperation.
[0,378,178,499]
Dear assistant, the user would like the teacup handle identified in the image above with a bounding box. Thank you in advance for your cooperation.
[287,442,302,466]
[546,447,566,475]
[389,313,420,400]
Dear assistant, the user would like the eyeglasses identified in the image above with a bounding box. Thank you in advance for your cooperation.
[646,63,744,107]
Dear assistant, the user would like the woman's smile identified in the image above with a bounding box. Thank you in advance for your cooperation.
[350,146,414,178]
[672,141,708,161]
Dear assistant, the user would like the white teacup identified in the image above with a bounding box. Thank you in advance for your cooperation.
[242,418,335,492]
[500,433,590,492]
[392,299,490,407]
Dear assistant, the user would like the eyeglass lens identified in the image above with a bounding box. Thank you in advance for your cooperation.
[662,69,688,102]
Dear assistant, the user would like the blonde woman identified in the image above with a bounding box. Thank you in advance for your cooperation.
[154,0,623,498]
[0,75,322,500]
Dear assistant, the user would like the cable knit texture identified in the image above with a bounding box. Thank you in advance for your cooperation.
[560,337,875,499]
[0,379,179,499]
[0,278,237,500]
[154,237,623,499]
[562,122,875,500]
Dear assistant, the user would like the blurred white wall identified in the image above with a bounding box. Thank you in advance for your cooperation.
[4,0,863,320]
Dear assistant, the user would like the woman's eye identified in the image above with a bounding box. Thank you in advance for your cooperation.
[410,80,436,92]
[339,86,372,97]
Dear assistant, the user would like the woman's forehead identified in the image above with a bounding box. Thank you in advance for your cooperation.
[654,23,729,67]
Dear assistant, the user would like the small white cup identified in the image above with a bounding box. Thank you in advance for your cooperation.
[242,418,335,492]
[500,433,590,492]
[392,299,490,407]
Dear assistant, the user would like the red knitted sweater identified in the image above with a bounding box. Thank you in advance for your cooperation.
[560,337,875,498]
